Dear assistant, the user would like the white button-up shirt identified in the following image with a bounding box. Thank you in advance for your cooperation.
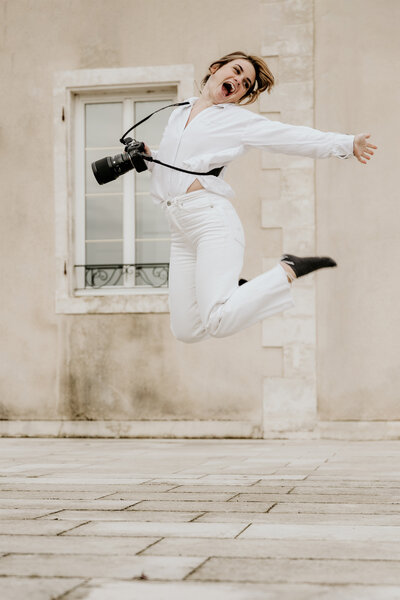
[149,97,354,204]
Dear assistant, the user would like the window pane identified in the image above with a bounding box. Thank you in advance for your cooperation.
[86,241,123,265]
[135,169,151,194]
[134,100,174,147]
[135,192,170,239]
[86,195,123,240]
[135,239,170,263]
[85,103,122,148]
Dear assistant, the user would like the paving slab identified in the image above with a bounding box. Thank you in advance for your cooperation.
[230,493,400,503]
[239,523,400,542]
[188,557,400,585]
[0,490,108,499]
[127,500,275,512]
[40,510,203,522]
[0,534,161,555]
[193,511,400,525]
[60,580,400,600]
[63,521,246,538]
[0,553,204,580]
[270,502,400,514]
[141,536,400,560]
[0,519,87,535]
[104,491,236,501]
[0,508,59,519]
[169,485,294,494]
[0,576,85,600]
[0,499,140,510]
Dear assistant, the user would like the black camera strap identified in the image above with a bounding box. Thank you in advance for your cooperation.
[139,154,222,177]
[120,102,189,143]
[119,101,223,178]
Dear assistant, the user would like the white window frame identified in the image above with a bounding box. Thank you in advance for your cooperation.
[54,65,194,314]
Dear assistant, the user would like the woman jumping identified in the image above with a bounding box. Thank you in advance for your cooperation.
[144,51,377,343]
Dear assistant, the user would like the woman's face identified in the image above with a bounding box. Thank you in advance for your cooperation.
[207,58,256,104]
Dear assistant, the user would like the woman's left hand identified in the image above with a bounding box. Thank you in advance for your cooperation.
[353,133,377,164]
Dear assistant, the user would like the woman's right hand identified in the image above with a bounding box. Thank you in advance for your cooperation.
[143,143,151,156]
[353,133,377,164]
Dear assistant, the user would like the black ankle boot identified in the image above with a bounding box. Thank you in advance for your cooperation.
[238,278,248,286]
[281,254,337,279]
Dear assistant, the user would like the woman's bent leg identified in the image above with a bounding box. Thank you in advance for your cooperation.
[195,203,294,338]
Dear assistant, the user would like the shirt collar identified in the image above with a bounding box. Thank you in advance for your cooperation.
[186,96,232,109]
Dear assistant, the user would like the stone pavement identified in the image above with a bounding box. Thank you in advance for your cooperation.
[0,439,400,599]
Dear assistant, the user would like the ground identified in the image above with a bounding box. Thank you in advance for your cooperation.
[0,437,400,599]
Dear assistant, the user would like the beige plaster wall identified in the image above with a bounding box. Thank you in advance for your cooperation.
[0,0,271,426]
[315,0,400,419]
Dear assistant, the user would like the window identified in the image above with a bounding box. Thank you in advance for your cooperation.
[54,65,194,314]
[74,93,174,292]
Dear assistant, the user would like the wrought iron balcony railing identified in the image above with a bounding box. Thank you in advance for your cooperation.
[74,263,169,289]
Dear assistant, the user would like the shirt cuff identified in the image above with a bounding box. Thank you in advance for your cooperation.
[334,134,355,159]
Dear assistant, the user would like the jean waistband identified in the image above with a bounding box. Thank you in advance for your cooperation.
[164,190,225,207]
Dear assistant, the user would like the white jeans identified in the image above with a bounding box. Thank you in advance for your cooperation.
[163,190,294,343]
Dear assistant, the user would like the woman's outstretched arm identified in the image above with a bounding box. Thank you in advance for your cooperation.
[241,112,377,163]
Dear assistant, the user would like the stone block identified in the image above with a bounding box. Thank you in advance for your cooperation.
[283,224,315,254]
[259,90,282,113]
[281,108,314,127]
[260,169,281,206]
[63,521,246,538]
[279,55,313,83]
[261,198,283,228]
[262,257,282,273]
[261,3,285,54]
[262,227,283,256]
[280,23,314,56]
[263,377,317,430]
[261,56,280,81]
[261,151,314,170]
[262,315,316,346]
[260,82,313,112]
[262,315,285,347]
[281,168,314,203]
[263,347,284,377]
[283,344,316,378]
[289,285,316,317]
[261,111,282,122]
[261,187,314,229]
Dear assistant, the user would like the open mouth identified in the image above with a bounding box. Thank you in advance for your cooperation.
[222,82,235,97]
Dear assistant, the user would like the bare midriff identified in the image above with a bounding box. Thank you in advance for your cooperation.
[186,178,205,194]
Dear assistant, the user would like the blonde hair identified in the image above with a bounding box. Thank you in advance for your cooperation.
[201,51,274,105]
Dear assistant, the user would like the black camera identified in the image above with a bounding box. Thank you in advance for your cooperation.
[91,139,148,186]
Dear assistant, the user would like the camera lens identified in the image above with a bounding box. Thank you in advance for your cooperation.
[92,153,135,186]
[91,157,118,185]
